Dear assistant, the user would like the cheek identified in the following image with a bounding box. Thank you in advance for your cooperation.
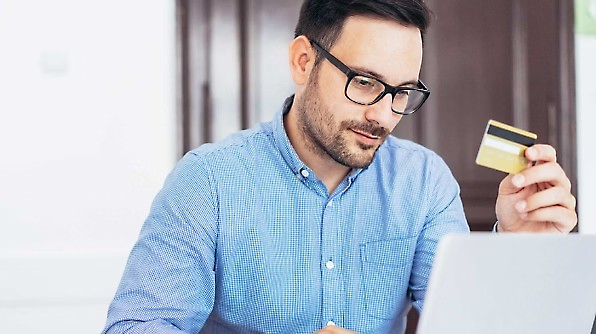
[388,115,403,134]
[315,65,350,105]
[314,66,378,122]
[389,115,403,132]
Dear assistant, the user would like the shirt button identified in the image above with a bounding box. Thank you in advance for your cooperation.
[327,200,333,207]
[325,260,335,270]
[327,321,336,326]
[300,169,309,178]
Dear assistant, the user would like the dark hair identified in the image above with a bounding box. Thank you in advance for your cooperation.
[295,0,431,51]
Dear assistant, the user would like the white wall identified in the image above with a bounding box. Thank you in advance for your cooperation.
[576,0,596,234]
[576,34,596,234]
[0,0,176,332]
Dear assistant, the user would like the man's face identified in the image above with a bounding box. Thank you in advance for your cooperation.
[294,16,423,169]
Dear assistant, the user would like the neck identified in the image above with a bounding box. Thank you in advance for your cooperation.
[284,107,351,195]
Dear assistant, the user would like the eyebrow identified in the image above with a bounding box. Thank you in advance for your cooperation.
[350,66,419,88]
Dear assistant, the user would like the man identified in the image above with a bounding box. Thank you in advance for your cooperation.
[103,0,577,333]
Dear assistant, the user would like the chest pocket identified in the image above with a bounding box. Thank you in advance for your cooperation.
[360,237,416,320]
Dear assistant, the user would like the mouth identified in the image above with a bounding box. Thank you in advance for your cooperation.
[350,128,382,146]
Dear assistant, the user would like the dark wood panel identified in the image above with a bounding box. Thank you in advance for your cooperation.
[421,0,515,230]
[177,0,210,153]
[419,0,575,231]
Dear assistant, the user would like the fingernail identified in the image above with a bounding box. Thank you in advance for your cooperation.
[512,174,525,187]
[516,200,527,213]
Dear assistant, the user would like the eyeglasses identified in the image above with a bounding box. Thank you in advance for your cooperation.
[310,40,430,115]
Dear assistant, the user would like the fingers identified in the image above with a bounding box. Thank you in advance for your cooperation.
[499,145,565,195]
[525,144,556,163]
[515,205,578,233]
[511,161,571,191]
[497,143,577,233]
[513,185,577,232]
[515,186,576,213]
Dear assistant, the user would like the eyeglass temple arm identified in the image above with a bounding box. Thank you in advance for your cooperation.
[309,40,352,77]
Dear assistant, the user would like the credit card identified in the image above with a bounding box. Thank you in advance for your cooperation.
[475,120,537,174]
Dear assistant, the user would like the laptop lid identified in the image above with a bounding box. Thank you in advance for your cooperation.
[416,233,596,334]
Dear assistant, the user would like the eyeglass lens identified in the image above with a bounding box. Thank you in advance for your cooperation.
[347,75,426,114]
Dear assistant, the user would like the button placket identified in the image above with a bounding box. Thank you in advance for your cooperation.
[321,195,341,329]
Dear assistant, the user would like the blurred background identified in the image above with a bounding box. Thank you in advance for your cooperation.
[0,0,594,332]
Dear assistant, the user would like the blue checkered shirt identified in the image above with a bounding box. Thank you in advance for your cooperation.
[103,97,469,334]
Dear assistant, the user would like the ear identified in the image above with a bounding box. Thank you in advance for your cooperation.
[289,35,316,86]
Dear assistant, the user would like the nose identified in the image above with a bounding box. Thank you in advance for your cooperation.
[363,93,401,128]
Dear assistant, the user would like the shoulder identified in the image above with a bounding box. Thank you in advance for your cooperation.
[160,123,277,200]
[186,122,276,166]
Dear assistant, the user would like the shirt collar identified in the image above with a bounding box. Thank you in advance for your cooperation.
[272,96,365,183]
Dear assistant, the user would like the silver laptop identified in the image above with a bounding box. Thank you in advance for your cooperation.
[416,233,596,334]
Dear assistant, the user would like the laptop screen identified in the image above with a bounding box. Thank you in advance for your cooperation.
[416,233,596,334]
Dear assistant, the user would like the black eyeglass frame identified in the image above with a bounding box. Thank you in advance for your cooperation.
[309,39,430,115]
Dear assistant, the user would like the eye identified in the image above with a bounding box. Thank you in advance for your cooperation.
[396,89,411,98]
[350,75,382,93]
[354,76,375,88]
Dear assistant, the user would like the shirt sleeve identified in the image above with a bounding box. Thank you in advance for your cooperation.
[409,153,470,312]
[103,152,219,334]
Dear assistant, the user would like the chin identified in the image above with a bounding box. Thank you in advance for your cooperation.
[341,152,376,169]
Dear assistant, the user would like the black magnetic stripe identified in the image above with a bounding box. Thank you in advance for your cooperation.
[487,124,535,147]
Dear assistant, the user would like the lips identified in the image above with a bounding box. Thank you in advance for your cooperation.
[350,128,386,148]
[342,120,388,147]
[351,128,381,140]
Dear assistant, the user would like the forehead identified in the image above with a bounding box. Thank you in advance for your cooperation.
[329,15,423,84]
